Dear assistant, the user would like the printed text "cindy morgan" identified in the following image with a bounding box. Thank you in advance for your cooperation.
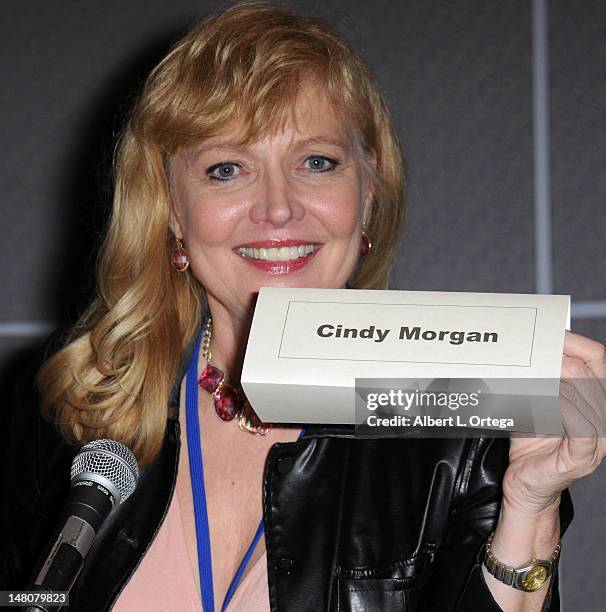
[316,325,498,345]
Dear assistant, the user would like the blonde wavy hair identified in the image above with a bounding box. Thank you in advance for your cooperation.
[37,1,406,466]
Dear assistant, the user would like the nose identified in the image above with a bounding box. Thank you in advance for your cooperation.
[249,169,305,228]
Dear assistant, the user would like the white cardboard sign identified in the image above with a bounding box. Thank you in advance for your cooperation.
[241,288,570,425]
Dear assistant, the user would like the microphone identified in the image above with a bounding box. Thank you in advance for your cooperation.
[25,439,139,611]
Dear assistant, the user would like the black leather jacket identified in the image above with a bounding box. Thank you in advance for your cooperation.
[0,338,573,611]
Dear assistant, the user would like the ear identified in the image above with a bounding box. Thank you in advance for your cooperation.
[362,189,373,226]
[166,157,185,240]
[361,150,377,226]
[168,202,184,240]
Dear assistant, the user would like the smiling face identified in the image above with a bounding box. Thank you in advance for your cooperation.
[169,82,373,322]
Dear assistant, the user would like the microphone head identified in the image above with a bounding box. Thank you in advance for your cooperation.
[71,439,139,504]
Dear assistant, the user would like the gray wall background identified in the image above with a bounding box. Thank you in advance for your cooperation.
[1,1,604,608]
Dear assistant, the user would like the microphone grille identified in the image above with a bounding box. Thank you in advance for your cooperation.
[71,439,139,504]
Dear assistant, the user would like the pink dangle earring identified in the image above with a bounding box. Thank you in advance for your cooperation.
[171,237,190,272]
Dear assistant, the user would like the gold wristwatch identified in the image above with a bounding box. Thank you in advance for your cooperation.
[483,531,561,592]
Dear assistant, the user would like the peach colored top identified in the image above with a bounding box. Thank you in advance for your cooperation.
[112,439,270,612]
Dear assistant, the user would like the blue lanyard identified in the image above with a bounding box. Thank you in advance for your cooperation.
[185,325,304,611]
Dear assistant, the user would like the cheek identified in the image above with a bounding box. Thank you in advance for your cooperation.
[181,195,242,249]
[313,186,363,238]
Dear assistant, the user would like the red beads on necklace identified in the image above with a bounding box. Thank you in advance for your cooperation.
[199,364,224,394]
[199,364,242,422]
[213,384,241,421]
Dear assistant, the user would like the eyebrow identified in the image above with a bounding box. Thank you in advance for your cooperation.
[292,136,350,151]
[194,135,351,157]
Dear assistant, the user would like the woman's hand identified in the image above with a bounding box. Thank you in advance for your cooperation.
[503,330,606,515]
[481,331,605,610]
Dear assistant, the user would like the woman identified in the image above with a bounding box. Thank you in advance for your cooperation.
[2,3,606,611]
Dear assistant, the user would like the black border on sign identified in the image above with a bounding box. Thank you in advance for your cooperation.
[277,301,538,367]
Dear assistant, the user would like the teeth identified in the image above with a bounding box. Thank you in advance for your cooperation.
[238,244,316,261]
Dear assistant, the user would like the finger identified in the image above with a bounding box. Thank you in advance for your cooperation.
[562,353,606,398]
[563,330,606,378]
[559,393,600,476]
[560,379,605,437]
[562,355,592,379]
[564,433,599,474]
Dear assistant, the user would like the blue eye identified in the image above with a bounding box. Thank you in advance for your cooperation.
[206,162,242,181]
[304,155,339,172]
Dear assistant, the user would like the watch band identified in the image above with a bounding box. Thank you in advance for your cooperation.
[483,531,561,592]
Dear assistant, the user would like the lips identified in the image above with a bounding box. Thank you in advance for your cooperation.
[238,244,316,261]
[233,240,321,273]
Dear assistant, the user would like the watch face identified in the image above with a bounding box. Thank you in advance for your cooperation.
[521,565,549,591]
